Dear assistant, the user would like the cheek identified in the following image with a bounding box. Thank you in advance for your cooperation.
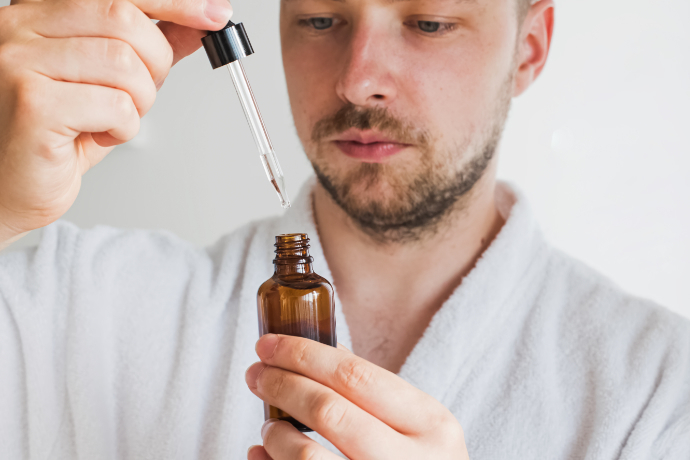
[282,58,309,129]
[282,44,342,144]
[406,39,513,143]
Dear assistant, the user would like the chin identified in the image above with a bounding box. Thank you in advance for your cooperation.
[314,160,419,213]
[343,178,407,211]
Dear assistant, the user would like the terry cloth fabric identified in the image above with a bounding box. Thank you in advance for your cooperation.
[0,177,688,460]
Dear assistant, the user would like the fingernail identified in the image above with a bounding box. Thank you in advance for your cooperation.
[256,334,279,360]
[261,419,277,439]
[245,362,266,390]
[204,0,233,25]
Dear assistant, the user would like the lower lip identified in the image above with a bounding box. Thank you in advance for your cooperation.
[334,141,408,162]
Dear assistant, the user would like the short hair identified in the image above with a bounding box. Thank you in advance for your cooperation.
[518,0,533,20]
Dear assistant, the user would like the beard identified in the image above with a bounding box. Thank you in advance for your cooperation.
[307,70,515,243]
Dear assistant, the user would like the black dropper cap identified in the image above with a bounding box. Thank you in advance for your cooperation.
[202,21,255,69]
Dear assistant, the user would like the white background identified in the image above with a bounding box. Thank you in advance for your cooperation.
[4,0,689,319]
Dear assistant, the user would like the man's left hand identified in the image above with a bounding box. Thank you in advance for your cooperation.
[245,334,470,459]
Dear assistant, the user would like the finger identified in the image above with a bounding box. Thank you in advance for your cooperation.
[24,78,141,145]
[337,342,351,353]
[90,131,129,148]
[22,0,174,88]
[247,445,272,460]
[246,363,404,459]
[157,21,207,67]
[130,0,233,30]
[19,37,156,116]
[10,76,135,167]
[76,133,116,166]
[256,334,446,434]
[22,0,233,30]
[260,419,343,460]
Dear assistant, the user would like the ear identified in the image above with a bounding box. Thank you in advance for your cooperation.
[513,0,555,97]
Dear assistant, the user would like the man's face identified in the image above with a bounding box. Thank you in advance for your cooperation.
[280,0,521,241]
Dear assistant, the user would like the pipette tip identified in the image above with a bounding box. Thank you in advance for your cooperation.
[271,176,291,209]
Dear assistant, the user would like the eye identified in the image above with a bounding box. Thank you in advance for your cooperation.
[418,21,440,33]
[308,17,334,30]
[406,18,458,36]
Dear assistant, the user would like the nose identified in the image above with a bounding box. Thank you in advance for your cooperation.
[335,23,398,108]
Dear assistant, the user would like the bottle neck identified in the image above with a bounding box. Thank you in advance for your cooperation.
[273,233,314,276]
[274,262,314,276]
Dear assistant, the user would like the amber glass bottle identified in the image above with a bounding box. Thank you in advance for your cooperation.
[257,233,337,432]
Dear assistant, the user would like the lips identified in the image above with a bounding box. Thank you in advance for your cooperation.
[330,129,410,163]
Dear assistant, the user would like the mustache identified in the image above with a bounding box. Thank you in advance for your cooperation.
[311,103,429,147]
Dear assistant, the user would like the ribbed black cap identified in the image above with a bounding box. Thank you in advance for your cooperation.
[202,21,255,69]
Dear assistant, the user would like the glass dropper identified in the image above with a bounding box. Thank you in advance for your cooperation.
[226,60,289,208]
[202,21,290,208]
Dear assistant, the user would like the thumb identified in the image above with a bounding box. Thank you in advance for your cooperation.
[337,342,352,353]
[133,0,232,31]
[157,21,208,67]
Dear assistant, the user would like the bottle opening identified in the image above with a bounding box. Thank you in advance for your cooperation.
[274,233,313,265]
[276,233,307,243]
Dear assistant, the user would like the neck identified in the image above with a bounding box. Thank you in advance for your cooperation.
[312,162,505,372]
[274,263,313,276]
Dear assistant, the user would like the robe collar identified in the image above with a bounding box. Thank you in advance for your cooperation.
[273,176,550,404]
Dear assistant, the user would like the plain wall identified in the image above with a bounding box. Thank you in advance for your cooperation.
[4,0,689,319]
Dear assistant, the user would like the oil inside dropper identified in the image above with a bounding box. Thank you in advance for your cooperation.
[271,178,290,209]
[259,149,290,208]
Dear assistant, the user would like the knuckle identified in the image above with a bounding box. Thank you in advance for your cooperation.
[163,34,174,64]
[440,418,462,439]
[335,358,373,392]
[291,338,311,367]
[263,369,289,400]
[160,43,173,75]
[105,39,136,72]
[0,42,20,76]
[440,408,460,427]
[174,0,205,16]
[151,45,172,90]
[126,116,141,139]
[139,80,157,114]
[14,77,44,118]
[312,394,348,429]
[0,6,18,39]
[111,90,134,116]
[432,409,464,442]
[101,0,136,30]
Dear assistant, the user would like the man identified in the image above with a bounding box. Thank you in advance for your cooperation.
[0,0,688,458]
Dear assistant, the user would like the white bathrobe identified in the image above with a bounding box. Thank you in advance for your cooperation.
[0,178,688,460]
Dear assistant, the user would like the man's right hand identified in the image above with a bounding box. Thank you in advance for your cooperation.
[0,0,233,247]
